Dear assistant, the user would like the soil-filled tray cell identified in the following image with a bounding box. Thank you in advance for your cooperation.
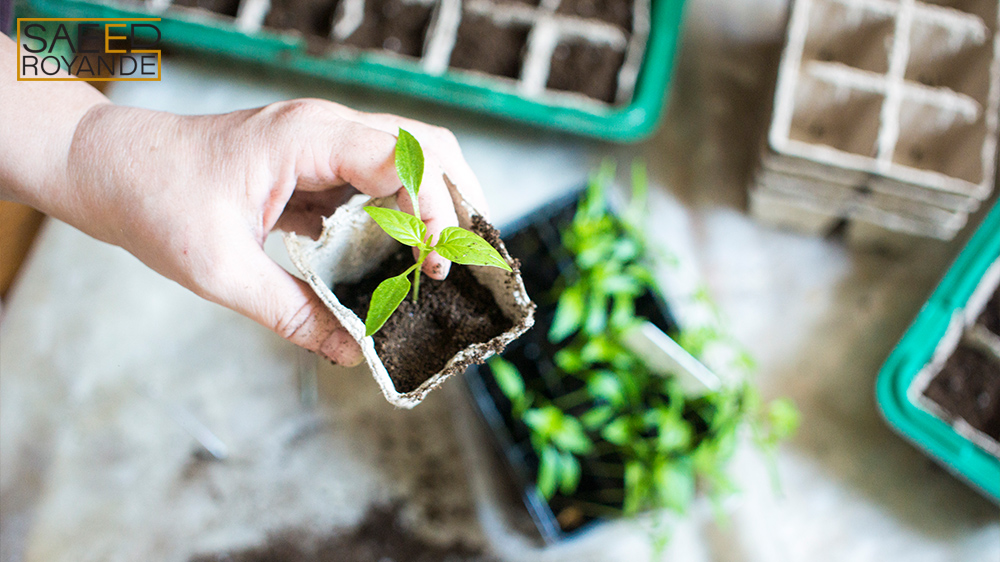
[556,0,634,32]
[338,0,436,57]
[977,288,1000,335]
[892,100,988,185]
[788,77,884,158]
[924,344,1000,443]
[449,15,529,80]
[265,0,341,39]
[172,0,241,17]
[919,0,998,28]
[905,18,993,104]
[801,0,895,74]
[547,40,625,103]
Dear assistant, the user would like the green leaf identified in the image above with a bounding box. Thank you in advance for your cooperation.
[524,406,561,437]
[587,370,625,407]
[559,452,581,495]
[580,405,614,429]
[623,460,649,514]
[395,128,424,208]
[364,206,427,248]
[602,416,633,446]
[537,446,559,499]
[654,460,694,513]
[488,356,525,407]
[552,415,593,454]
[432,227,512,271]
[364,273,411,337]
[766,398,800,442]
[584,289,608,335]
[549,284,585,343]
[553,348,584,374]
[655,413,692,453]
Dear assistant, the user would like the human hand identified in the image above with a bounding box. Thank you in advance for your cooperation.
[48,100,488,365]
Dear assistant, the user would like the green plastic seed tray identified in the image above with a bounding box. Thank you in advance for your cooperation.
[877,201,1000,502]
[20,0,686,142]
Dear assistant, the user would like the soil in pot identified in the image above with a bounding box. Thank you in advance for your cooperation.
[265,0,341,39]
[556,0,633,31]
[923,332,1000,442]
[546,40,625,103]
[339,0,435,57]
[334,219,514,393]
[449,15,530,79]
[172,0,242,17]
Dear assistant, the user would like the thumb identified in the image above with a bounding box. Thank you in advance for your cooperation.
[209,239,363,366]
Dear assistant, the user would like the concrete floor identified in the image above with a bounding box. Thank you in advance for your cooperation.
[2,0,998,560]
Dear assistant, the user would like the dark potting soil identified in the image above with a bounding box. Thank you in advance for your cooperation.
[924,343,1000,441]
[172,0,241,17]
[265,0,340,38]
[977,288,1000,335]
[449,15,530,79]
[546,40,624,103]
[556,0,633,31]
[335,218,514,394]
[190,503,495,562]
[339,0,434,57]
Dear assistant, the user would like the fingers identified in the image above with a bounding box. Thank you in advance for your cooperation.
[207,236,362,366]
[338,111,491,218]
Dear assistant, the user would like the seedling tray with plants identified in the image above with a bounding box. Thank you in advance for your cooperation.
[877,200,1000,502]
[23,0,687,142]
[464,165,797,543]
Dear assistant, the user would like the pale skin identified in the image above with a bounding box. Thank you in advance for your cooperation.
[0,33,490,366]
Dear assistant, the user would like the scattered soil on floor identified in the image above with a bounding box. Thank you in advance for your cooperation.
[335,218,514,393]
[924,343,1000,441]
[189,503,495,562]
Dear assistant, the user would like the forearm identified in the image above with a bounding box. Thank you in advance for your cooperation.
[0,33,110,212]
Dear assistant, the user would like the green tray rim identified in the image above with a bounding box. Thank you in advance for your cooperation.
[876,201,1000,502]
[20,0,686,142]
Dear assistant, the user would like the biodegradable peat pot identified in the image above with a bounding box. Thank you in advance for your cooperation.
[285,179,535,408]
[463,189,678,542]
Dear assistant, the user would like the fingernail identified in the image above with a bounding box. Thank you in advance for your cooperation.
[321,329,363,367]
[427,259,450,280]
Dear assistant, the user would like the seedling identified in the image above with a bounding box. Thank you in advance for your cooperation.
[484,162,799,540]
[363,129,512,337]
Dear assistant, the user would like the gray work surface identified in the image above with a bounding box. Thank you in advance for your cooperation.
[2,0,998,560]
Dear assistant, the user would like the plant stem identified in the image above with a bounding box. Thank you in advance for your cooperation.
[412,247,428,302]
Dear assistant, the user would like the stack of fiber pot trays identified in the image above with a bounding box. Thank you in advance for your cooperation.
[752,0,1000,242]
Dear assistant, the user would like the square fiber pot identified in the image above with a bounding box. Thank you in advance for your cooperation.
[463,188,677,543]
[876,200,1000,502]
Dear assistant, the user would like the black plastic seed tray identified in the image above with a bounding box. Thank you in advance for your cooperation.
[463,187,677,543]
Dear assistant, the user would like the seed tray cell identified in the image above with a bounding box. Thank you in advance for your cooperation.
[878,201,1000,502]
[909,258,1000,457]
[23,0,685,141]
[801,0,895,74]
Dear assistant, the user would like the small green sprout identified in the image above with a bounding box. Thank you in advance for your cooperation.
[363,129,512,337]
